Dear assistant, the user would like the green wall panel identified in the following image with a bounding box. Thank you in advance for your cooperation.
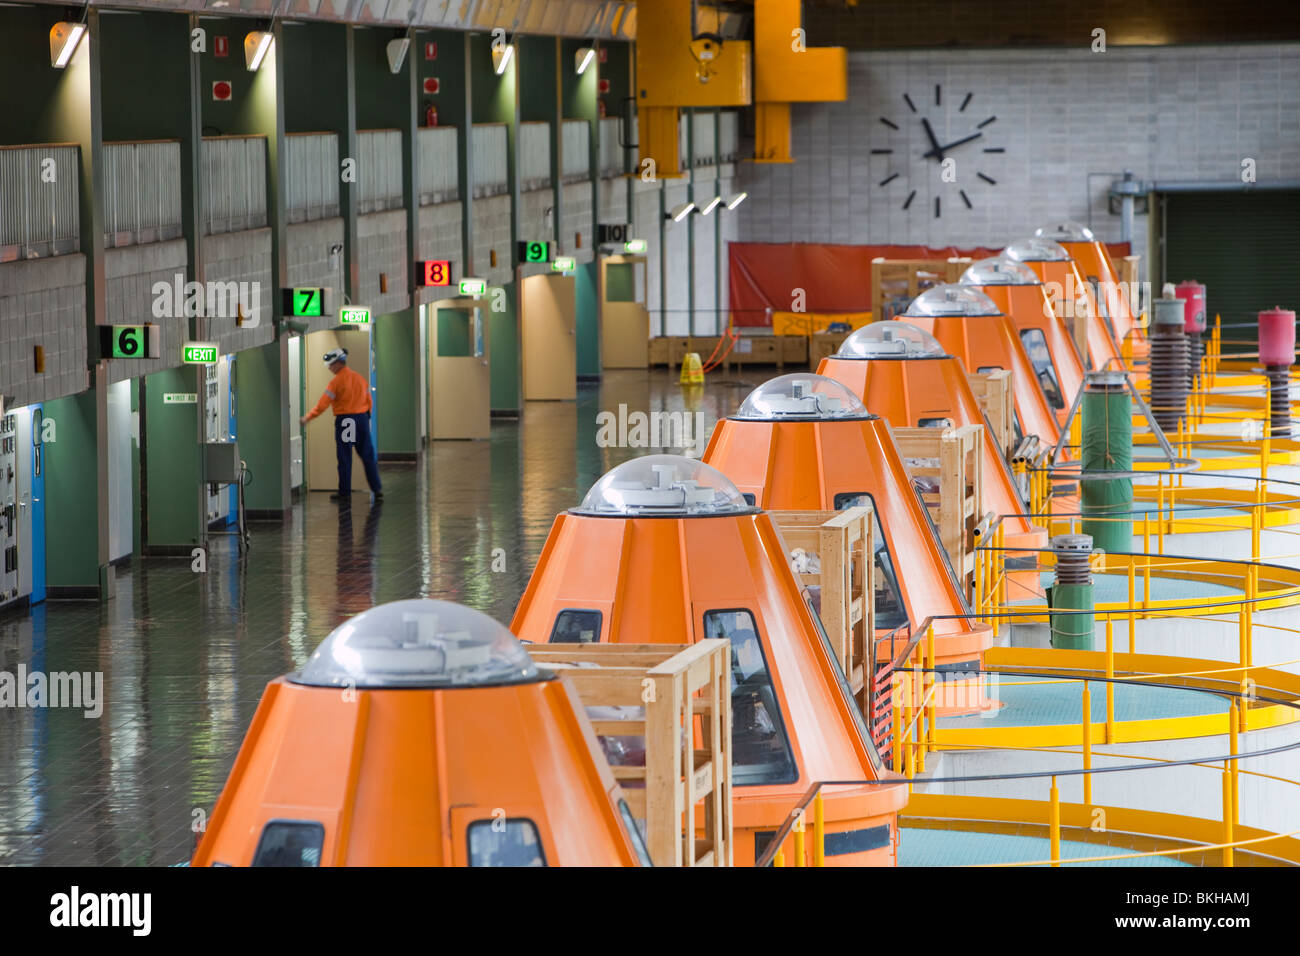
[375,309,418,453]
[490,282,519,411]
[576,260,600,377]
[42,392,100,589]
[235,340,288,511]
[144,366,203,549]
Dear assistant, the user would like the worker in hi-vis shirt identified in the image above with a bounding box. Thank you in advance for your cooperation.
[301,348,383,502]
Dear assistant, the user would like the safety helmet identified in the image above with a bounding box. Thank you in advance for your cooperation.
[323,348,348,366]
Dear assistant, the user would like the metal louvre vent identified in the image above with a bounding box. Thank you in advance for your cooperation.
[417,126,459,205]
[284,132,340,224]
[472,124,508,198]
[560,120,590,183]
[201,136,268,236]
[356,129,404,214]
[0,144,80,262]
[517,122,552,192]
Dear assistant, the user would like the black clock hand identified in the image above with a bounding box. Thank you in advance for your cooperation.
[920,118,944,160]
[923,131,982,160]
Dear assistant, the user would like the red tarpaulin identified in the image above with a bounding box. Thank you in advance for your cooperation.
[727,241,1132,327]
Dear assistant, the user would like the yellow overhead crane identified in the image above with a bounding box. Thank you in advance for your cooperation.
[634,0,846,176]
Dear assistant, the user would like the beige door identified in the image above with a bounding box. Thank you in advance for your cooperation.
[521,273,577,401]
[304,328,372,492]
[427,300,490,440]
[600,255,649,369]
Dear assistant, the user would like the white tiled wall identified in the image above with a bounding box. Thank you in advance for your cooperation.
[472,194,513,287]
[203,228,275,355]
[104,238,189,384]
[737,44,1300,259]
[518,189,555,279]
[559,180,594,264]
[356,209,409,316]
[0,254,89,406]
[287,217,347,335]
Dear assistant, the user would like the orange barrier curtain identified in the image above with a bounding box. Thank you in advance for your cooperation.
[728,241,1132,328]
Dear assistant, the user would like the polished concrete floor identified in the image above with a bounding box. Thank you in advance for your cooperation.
[0,369,764,866]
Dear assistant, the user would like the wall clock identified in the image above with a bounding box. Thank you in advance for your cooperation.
[873,85,1005,218]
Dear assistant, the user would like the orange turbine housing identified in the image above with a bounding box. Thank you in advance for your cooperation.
[701,372,992,676]
[899,283,1063,450]
[961,256,1085,429]
[818,322,1049,603]
[192,600,647,867]
[511,456,909,867]
[1005,236,1122,373]
[1037,221,1147,362]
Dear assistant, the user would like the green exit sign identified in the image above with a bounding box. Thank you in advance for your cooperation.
[551,256,576,273]
[282,287,325,317]
[340,306,371,325]
[459,278,487,296]
[182,341,219,365]
[623,239,647,254]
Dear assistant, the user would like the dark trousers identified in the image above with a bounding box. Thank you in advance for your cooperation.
[335,412,382,493]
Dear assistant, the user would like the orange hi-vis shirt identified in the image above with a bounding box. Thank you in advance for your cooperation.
[305,366,372,421]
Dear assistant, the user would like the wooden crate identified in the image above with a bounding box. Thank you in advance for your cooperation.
[1117,254,1141,292]
[870,258,971,322]
[810,331,851,366]
[768,506,874,698]
[967,368,1014,457]
[891,424,983,582]
[648,335,691,369]
[526,640,732,868]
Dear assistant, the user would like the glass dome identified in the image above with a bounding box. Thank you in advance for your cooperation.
[960,256,1041,287]
[573,455,753,517]
[293,599,541,689]
[837,320,947,359]
[904,284,1001,317]
[1003,237,1070,262]
[1034,221,1096,243]
[735,373,870,421]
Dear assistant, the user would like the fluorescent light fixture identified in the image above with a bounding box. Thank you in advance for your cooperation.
[49,22,86,69]
[725,192,748,211]
[244,31,273,72]
[623,238,647,254]
[492,43,514,76]
[386,38,410,75]
[697,196,722,216]
[666,201,695,222]
[575,47,596,75]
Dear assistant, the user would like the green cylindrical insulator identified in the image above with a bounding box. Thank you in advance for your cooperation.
[1080,384,1133,554]
[1050,582,1095,649]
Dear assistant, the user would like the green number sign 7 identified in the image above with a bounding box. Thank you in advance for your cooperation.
[294,288,320,316]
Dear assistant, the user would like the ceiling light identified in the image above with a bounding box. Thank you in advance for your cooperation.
[666,202,695,222]
[244,30,273,72]
[697,196,722,216]
[386,38,410,75]
[575,47,595,75]
[49,22,86,69]
[492,43,513,76]
[725,192,748,211]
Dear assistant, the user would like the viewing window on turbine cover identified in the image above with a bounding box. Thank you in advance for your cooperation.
[831,493,909,630]
[703,610,798,786]
[550,609,602,643]
[1019,329,1066,410]
[251,821,324,867]
[910,478,974,614]
[468,819,547,867]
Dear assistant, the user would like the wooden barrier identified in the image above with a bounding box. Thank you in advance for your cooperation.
[769,506,874,699]
[892,424,983,583]
[968,368,1015,457]
[527,640,733,867]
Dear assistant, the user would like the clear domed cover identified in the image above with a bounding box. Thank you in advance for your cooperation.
[573,454,753,517]
[294,599,540,689]
[1034,221,1096,242]
[837,320,947,359]
[735,373,870,420]
[961,256,1041,286]
[1003,237,1070,262]
[905,283,1001,317]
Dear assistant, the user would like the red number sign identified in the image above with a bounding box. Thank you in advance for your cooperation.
[421,260,452,287]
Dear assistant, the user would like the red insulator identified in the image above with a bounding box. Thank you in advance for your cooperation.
[1175,280,1206,335]
[1259,307,1296,368]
